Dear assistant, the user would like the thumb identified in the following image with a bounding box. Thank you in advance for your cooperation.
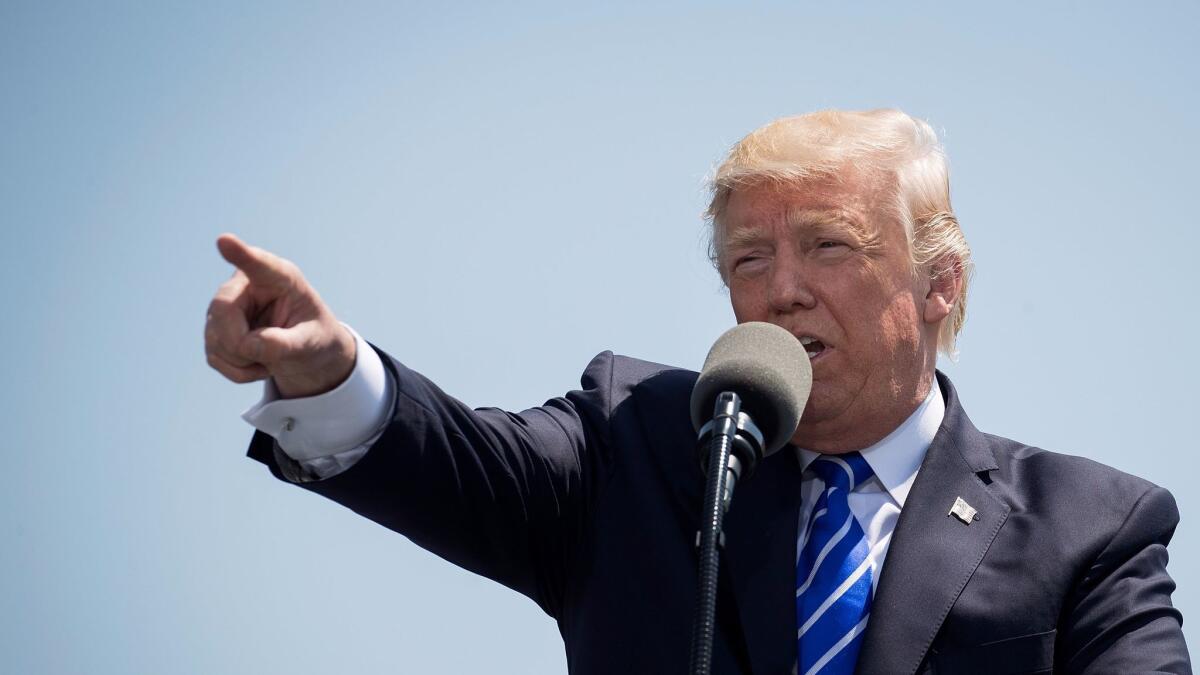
[216,233,292,287]
[237,325,298,365]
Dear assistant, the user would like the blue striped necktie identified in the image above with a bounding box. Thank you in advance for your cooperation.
[796,452,875,675]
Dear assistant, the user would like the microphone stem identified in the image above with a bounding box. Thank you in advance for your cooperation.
[689,392,741,675]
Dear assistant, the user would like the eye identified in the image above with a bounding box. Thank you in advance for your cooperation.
[731,254,769,277]
[811,239,853,260]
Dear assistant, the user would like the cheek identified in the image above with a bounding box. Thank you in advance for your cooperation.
[874,293,925,353]
[728,282,766,322]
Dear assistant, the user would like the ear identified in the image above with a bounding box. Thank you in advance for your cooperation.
[922,255,963,326]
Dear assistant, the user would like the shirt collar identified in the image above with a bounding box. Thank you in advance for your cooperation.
[795,381,945,508]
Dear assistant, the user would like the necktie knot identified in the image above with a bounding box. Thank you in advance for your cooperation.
[808,452,873,493]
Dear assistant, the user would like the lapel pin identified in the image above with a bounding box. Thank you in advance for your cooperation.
[948,496,978,525]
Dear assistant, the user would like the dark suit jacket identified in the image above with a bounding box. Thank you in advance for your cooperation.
[248,349,1190,674]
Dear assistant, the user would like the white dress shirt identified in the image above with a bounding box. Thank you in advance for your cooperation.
[243,329,945,590]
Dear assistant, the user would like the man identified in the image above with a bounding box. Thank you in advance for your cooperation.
[206,109,1190,673]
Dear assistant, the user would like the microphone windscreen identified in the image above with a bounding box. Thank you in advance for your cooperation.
[689,322,812,455]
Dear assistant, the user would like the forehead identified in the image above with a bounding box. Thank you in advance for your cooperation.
[721,172,888,240]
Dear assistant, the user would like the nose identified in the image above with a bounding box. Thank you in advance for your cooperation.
[766,249,817,314]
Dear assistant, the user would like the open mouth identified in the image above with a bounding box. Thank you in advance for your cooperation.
[799,336,827,360]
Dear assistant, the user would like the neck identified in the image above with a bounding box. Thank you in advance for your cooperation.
[792,370,937,454]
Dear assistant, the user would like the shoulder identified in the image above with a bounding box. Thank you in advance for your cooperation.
[978,432,1180,562]
[936,372,1176,539]
[985,434,1161,501]
[562,352,700,462]
[985,434,1171,512]
[575,351,697,402]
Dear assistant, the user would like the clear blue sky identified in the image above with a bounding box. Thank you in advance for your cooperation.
[3,2,1197,673]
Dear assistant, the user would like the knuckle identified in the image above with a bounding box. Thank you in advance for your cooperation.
[279,259,302,281]
[208,332,233,356]
[207,300,244,327]
[215,279,238,298]
[207,297,232,317]
[215,276,248,300]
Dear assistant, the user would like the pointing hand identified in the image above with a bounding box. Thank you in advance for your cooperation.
[205,234,356,398]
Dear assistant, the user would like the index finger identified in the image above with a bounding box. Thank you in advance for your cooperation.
[216,233,291,285]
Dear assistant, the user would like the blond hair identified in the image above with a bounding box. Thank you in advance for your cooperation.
[705,109,972,356]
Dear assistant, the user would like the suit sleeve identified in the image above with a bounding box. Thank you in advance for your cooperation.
[1059,485,1192,674]
[246,345,618,619]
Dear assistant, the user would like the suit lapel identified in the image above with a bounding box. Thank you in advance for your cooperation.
[723,448,806,675]
[855,374,1010,675]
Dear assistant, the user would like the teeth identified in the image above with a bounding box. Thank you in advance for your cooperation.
[799,336,816,345]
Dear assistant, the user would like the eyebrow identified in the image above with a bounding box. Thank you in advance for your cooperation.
[722,226,769,251]
[723,208,871,252]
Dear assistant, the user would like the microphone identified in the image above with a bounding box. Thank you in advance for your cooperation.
[690,321,813,475]
[687,322,812,675]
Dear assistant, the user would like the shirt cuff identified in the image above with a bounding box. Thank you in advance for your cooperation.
[241,325,393,462]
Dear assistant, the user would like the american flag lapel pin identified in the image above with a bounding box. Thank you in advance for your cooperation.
[948,496,978,525]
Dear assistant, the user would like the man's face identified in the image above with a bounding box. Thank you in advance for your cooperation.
[721,170,941,453]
